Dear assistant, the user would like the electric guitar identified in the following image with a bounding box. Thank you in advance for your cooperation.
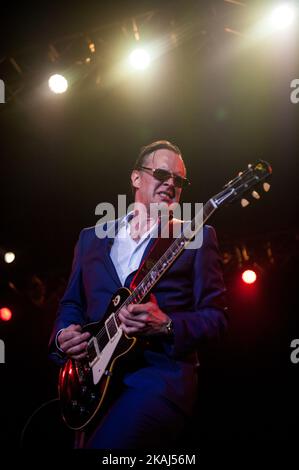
[59,160,272,430]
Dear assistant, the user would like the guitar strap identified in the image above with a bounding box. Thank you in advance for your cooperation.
[129,215,179,292]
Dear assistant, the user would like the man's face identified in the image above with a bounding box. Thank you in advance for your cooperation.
[131,149,187,210]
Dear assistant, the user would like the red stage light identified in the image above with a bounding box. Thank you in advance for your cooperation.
[242,269,257,285]
[0,307,12,321]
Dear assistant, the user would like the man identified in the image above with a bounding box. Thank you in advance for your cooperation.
[49,140,228,448]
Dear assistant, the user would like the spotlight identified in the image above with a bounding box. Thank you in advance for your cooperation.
[269,3,296,30]
[4,252,15,264]
[129,48,151,70]
[241,269,257,285]
[48,74,68,94]
[0,307,12,321]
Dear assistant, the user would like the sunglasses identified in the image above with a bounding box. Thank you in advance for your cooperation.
[137,166,190,188]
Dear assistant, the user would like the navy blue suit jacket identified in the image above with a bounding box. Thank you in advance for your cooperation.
[49,219,227,415]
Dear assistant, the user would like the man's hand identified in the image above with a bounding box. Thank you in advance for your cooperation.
[58,324,91,360]
[118,293,170,336]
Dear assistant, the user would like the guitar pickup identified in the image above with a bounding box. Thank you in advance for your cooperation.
[87,337,101,367]
[105,314,120,342]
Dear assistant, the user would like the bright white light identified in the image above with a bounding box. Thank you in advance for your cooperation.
[269,3,296,30]
[242,269,257,285]
[129,48,151,70]
[48,74,68,94]
[4,252,15,264]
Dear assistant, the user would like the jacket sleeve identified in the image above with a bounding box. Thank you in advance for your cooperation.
[163,225,228,359]
[48,229,87,364]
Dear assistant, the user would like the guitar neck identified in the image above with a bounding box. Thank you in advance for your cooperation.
[89,158,271,370]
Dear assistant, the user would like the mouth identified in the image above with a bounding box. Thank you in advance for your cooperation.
[156,191,174,203]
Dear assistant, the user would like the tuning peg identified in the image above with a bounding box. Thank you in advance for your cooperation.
[252,190,260,199]
[263,182,270,192]
[241,198,250,207]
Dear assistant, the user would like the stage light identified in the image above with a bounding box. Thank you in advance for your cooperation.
[48,74,68,94]
[4,252,15,264]
[129,48,151,70]
[242,269,257,285]
[0,307,12,321]
[269,3,296,30]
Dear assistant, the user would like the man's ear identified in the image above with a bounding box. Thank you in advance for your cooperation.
[131,170,141,191]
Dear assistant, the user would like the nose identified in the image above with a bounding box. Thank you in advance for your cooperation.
[164,175,175,187]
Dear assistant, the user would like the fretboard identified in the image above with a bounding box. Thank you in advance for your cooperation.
[114,198,217,323]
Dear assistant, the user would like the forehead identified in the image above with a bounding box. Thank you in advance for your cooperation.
[146,149,186,175]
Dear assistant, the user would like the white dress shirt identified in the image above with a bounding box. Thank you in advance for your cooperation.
[110,213,158,286]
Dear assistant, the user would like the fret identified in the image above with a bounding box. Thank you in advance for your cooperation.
[204,199,217,219]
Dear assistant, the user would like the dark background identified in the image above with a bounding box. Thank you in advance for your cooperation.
[0,0,298,450]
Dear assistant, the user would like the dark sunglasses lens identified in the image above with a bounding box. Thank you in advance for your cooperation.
[174,176,185,188]
[153,169,188,188]
[153,169,171,181]
[181,177,190,187]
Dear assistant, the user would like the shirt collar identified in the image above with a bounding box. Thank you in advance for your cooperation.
[121,210,159,242]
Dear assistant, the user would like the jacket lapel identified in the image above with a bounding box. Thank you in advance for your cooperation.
[101,217,125,288]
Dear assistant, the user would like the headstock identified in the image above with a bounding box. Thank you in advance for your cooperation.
[212,160,272,208]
